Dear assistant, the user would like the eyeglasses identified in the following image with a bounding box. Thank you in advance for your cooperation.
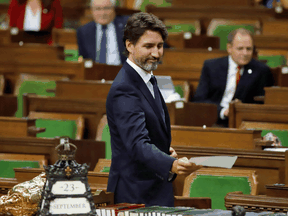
[91,6,114,11]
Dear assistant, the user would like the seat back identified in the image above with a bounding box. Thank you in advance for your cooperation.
[28,111,84,139]
[96,114,112,159]
[207,19,260,50]
[0,153,47,178]
[257,55,286,68]
[94,158,111,172]
[183,168,258,210]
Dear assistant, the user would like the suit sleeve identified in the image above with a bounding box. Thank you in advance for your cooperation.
[52,0,63,28]
[77,28,85,58]
[111,84,176,180]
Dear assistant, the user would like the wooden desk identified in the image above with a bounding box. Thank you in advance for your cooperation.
[23,94,107,139]
[225,192,288,212]
[0,95,17,116]
[172,146,288,196]
[271,67,288,87]
[264,87,288,105]
[171,0,255,7]
[265,184,288,198]
[229,101,288,128]
[254,35,288,50]
[171,125,268,150]
[0,137,105,171]
[0,117,44,137]
[55,80,112,100]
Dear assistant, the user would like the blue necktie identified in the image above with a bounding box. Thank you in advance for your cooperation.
[99,25,107,64]
[150,75,165,123]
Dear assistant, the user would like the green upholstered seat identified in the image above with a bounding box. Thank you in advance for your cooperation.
[258,55,286,68]
[35,119,77,139]
[262,130,288,147]
[188,175,251,209]
[100,166,110,172]
[212,25,255,50]
[102,124,112,159]
[0,0,10,3]
[65,49,79,62]
[140,0,171,12]
[15,80,56,118]
[166,24,196,34]
[0,160,40,178]
[174,85,184,98]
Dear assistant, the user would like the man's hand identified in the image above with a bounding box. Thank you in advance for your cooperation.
[169,147,178,158]
[171,157,202,175]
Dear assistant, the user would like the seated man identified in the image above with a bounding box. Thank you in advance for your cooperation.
[77,0,129,65]
[192,28,274,127]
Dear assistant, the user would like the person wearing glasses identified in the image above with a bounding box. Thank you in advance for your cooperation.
[76,0,129,65]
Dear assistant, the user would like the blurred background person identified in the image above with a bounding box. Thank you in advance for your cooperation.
[77,0,129,65]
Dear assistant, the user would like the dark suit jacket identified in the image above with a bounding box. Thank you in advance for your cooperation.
[106,62,176,207]
[193,56,274,122]
[76,16,129,64]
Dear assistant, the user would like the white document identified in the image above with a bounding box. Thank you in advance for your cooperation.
[189,156,237,169]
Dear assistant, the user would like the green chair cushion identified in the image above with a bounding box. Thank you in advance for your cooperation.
[101,166,110,172]
[15,80,56,118]
[0,160,40,178]
[258,55,286,68]
[140,0,171,12]
[65,49,79,62]
[167,24,196,33]
[174,85,184,98]
[0,0,10,3]
[102,124,112,159]
[189,175,251,209]
[35,119,77,139]
[262,130,288,147]
[212,25,255,50]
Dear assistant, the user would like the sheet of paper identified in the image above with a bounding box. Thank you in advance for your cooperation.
[189,156,238,169]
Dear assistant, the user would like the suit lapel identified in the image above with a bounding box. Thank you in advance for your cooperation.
[123,63,169,135]
[87,22,96,61]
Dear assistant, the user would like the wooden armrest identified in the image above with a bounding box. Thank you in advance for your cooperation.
[174,196,211,209]
[46,88,56,93]
[253,95,264,102]
[28,126,46,135]
[93,190,114,207]
[254,138,274,150]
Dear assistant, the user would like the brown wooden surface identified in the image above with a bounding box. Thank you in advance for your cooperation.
[172,0,255,7]
[84,62,121,80]
[172,146,288,196]
[264,87,288,105]
[262,19,288,36]
[94,158,111,172]
[0,137,105,171]
[167,102,218,127]
[23,94,107,139]
[265,184,288,198]
[171,125,266,150]
[55,80,113,99]
[52,28,77,47]
[225,191,288,212]
[0,116,42,137]
[0,95,17,116]
[254,35,288,50]
[229,101,288,128]
[271,67,288,87]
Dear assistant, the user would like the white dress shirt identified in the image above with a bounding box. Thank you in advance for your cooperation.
[96,22,121,66]
[126,59,155,98]
[23,5,41,31]
[219,56,243,119]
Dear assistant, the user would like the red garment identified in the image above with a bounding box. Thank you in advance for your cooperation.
[8,0,63,31]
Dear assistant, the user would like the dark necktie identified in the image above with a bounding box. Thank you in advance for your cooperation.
[150,75,165,123]
[99,25,107,64]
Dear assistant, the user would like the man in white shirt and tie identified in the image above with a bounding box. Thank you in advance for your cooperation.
[193,28,274,127]
[77,0,129,65]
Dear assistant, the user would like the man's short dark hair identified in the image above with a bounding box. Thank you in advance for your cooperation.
[123,12,168,57]
[227,28,254,44]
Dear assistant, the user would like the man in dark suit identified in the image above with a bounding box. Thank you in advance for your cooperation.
[106,12,201,207]
[193,28,274,127]
[76,0,129,65]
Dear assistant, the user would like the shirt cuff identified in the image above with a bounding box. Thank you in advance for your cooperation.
[220,107,227,120]
[168,171,177,182]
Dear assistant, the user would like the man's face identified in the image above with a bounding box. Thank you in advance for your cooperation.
[126,30,164,72]
[227,33,253,66]
[91,0,116,25]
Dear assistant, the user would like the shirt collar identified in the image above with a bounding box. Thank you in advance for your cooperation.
[126,58,153,84]
[228,55,239,69]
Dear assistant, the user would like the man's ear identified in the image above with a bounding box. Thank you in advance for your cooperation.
[226,43,232,55]
[126,40,134,54]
